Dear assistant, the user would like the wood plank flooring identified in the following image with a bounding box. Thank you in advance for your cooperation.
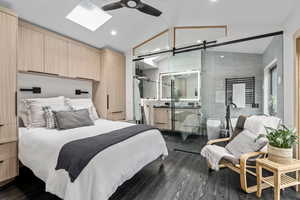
[0,134,300,200]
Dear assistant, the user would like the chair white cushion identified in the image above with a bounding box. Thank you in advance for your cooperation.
[225,130,268,158]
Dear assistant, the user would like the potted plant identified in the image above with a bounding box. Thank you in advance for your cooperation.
[256,125,298,164]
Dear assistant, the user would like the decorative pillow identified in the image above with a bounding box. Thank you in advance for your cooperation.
[23,96,67,127]
[54,109,94,130]
[66,98,99,121]
[19,100,31,127]
[42,106,56,129]
[225,130,268,158]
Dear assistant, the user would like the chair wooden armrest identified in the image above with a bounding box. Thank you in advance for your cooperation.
[207,137,231,145]
[240,152,266,164]
[239,151,267,193]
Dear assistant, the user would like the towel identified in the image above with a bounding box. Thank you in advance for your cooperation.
[244,115,281,136]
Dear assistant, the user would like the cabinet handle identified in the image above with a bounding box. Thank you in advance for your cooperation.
[0,160,4,164]
[112,111,123,114]
[107,95,110,110]
[0,123,4,127]
[15,91,17,116]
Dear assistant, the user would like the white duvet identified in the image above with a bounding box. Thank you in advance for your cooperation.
[19,119,168,200]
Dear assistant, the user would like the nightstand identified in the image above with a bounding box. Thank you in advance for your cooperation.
[256,158,300,200]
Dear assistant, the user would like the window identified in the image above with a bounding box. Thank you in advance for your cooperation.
[269,65,278,115]
[263,59,278,116]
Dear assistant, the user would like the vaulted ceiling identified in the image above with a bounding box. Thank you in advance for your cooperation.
[2,0,296,53]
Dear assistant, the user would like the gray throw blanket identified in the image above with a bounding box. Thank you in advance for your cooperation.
[55,125,158,182]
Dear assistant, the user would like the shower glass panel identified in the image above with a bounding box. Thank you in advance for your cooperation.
[165,51,203,141]
[133,30,283,152]
[201,34,284,138]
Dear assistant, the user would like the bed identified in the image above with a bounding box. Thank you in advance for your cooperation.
[19,119,168,200]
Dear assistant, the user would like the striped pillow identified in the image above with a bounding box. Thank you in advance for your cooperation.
[43,106,57,129]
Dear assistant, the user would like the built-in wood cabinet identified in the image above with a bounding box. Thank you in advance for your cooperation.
[69,42,101,81]
[0,7,18,185]
[17,21,101,81]
[94,49,126,121]
[153,108,171,130]
[44,35,69,76]
[18,24,44,72]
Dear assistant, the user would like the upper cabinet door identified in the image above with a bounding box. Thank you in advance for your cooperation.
[0,12,17,126]
[69,42,101,81]
[44,35,68,76]
[85,48,101,81]
[18,25,44,72]
[69,42,84,78]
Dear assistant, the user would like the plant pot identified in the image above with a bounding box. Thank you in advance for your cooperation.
[268,145,293,164]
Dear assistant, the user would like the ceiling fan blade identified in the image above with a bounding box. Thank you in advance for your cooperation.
[137,3,162,17]
[102,1,123,11]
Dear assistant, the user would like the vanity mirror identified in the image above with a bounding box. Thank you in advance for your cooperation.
[160,71,200,101]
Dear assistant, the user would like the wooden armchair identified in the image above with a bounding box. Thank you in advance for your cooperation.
[207,137,270,193]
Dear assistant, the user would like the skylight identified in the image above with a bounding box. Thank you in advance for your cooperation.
[66,0,112,31]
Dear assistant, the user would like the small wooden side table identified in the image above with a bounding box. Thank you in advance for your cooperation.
[256,158,300,200]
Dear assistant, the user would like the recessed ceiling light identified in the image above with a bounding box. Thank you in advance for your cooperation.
[153,48,161,52]
[220,55,225,58]
[111,30,117,36]
[197,40,202,43]
[210,0,218,2]
[66,0,112,31]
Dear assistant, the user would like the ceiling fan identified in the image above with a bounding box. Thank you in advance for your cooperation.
[102,0,162,17]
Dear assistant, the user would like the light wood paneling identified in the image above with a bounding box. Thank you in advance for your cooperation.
[93,49,125,120]
[0,157,17,183]
[106,49,126,113]
[18,25,44,72]
[45,35,69,76]
[69,43,101,80]
[68,42,83,78]
[154,108,170,124]
[0,8,18,185]
[0,12,17,127]
[0,125,17,144]
[154,108,171,130]
[0,142,17,161]
[19,20,101,81]
[86,48,101,81]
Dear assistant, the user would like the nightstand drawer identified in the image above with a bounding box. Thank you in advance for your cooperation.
[0,142,17,160]
[0,157,17,182]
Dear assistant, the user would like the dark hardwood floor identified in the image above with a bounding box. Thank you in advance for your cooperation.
[1,134,300,200]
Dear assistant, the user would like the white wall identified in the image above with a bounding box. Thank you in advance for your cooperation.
[283,2,300,126]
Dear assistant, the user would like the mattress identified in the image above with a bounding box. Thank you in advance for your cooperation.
[19,119,168,200]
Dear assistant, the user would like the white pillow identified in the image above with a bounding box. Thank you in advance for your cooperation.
[66,98,99,121]
[23,96,68,127]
